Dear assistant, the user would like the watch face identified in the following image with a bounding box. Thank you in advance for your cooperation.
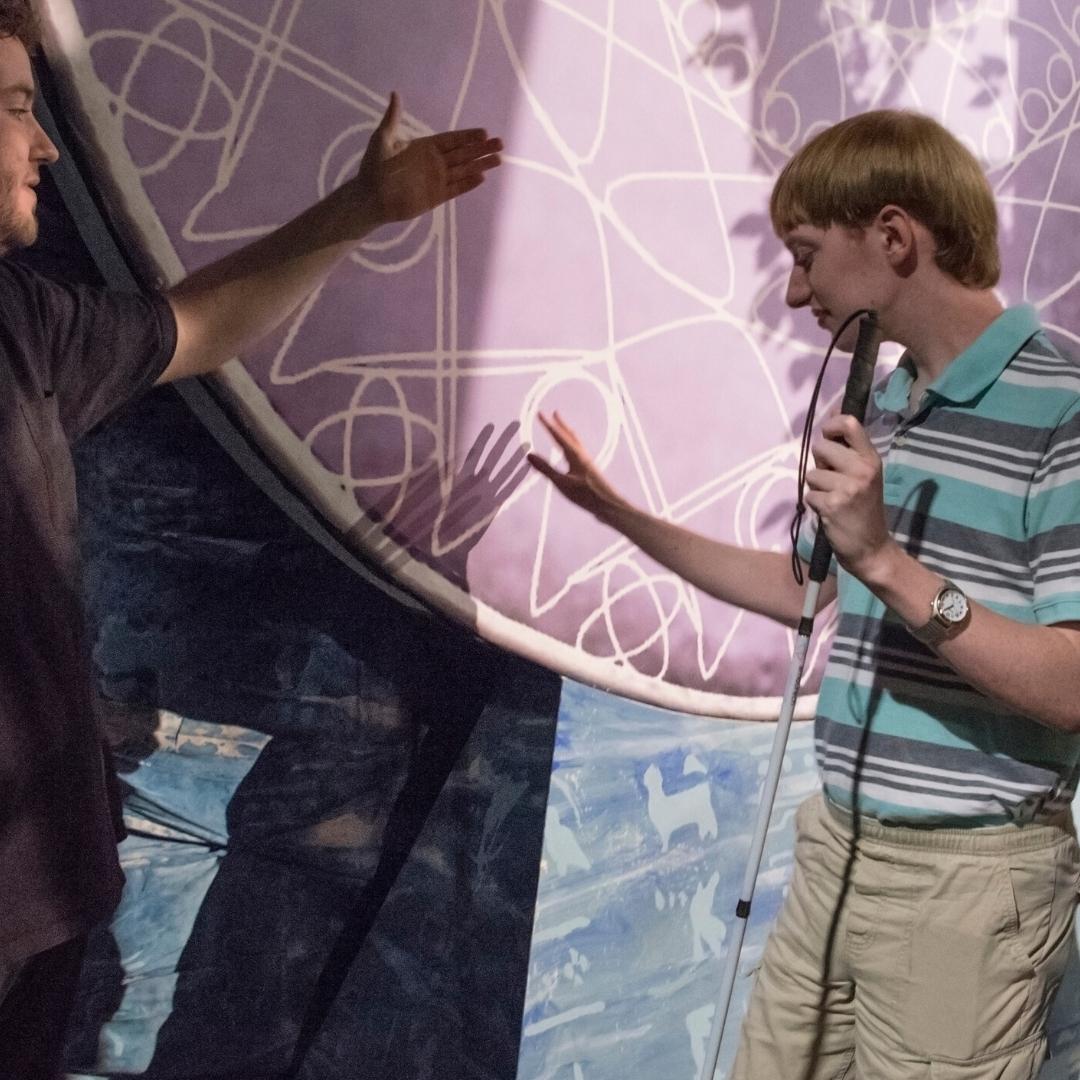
[938,588,969,623]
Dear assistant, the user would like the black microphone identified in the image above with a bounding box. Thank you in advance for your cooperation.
[806,311,882,584]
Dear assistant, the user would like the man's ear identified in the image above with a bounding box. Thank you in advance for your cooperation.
[875,205,918,275]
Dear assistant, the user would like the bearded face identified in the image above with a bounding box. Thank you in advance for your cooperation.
[0,34,57,255]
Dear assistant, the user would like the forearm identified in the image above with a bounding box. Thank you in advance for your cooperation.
[164,184,376,380]
[601,497,830,627]
[531,410,833,624]
[858,543,1080,731]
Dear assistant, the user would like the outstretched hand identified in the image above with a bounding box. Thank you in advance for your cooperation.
[355,92,503,227]
[527,411,625,524]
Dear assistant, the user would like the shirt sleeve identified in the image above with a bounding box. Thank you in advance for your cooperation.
[1027,401,1080,625]
[0,261,176,441]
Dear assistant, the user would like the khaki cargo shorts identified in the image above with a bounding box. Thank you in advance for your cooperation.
[730,793,1080,1079]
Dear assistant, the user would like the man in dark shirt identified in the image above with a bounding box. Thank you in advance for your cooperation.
[0,3,502,1075]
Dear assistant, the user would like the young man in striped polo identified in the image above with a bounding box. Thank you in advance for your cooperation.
[529,110,1080,1079]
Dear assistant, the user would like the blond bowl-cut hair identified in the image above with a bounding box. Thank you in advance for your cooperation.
[770,110,1000,289]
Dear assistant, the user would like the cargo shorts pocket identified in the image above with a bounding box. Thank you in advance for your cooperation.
[904,862,1039,1062]
[927,1034,1046,1080]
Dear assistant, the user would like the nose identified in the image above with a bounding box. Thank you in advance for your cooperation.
[31,113,59,165]
[785,264,810,309]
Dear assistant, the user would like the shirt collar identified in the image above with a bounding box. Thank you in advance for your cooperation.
[873,304,1042,413]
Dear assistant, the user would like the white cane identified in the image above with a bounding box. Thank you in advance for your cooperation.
[699,311,882,1080]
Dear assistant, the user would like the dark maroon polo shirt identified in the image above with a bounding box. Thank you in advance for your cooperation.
[0,259,175,966]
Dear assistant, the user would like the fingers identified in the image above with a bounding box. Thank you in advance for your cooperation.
[489,443,528,489]
[445,137,502,198]
[479,418,520,474]
[530,412,603,506]
[535,414,572,467]
[810,436,854,471]
[456,420,522,487]
[804,466,843,494]
[448,151,502,184]
[820,413,873,451]
[527,452,561,482]
[497,456,532,499]
[444,136,503,169]
[422,133,501,194]
[812,414,879,473]
[551,410,583,449]
[431,127,489,152]
[484,419,521,460]
[459,423,494,476]
[537,410,585,462]
[377,91,402,134]
[803,470,852,520]
[536,410,562,444]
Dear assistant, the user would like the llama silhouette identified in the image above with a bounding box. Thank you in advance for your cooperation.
[643,762,718,852]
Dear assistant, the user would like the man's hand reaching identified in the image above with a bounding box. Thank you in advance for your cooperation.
[353,92,503,229]
[162,91,502,383]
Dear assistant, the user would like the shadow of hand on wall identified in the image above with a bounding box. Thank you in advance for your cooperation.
[355,420,531,590]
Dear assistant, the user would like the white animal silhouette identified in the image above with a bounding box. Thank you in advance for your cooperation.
[689,871,726,961]
[643,763,718,852]
[544,806,591,876]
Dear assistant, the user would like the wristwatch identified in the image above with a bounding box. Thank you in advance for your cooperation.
[908,579,970,645]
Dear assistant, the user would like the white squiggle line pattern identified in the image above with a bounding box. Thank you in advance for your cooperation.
[51,0,1079,712]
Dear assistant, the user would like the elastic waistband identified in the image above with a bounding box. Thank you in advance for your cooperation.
[820,793,1076,856]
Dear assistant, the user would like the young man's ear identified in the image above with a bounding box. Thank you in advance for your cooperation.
[875,205,918,275]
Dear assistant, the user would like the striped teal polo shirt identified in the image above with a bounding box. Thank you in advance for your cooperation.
[799,305,1080,826]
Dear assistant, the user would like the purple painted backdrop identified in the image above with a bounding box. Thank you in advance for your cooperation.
[45,0,1080,712]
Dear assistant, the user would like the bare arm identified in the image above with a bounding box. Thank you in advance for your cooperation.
[808,414,1080,732]
[864,545,1080,731]
[528,412,836,627]
[159,93,501,384]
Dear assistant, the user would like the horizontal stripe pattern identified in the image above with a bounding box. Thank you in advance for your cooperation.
[816,309,1080,825]
[816,727,1078,825]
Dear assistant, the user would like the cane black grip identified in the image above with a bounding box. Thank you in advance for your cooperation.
[807,312,882,583]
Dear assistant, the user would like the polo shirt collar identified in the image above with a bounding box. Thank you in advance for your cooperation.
[873,304,1041,413]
